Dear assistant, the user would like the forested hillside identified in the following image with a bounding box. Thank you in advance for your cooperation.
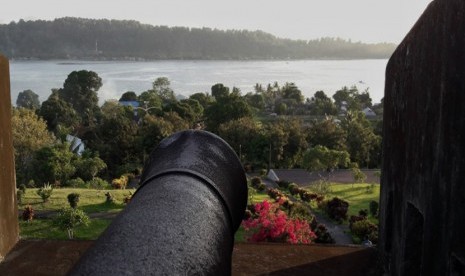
[0,17,396,60]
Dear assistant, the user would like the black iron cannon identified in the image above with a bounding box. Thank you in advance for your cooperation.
[70,130,247,275]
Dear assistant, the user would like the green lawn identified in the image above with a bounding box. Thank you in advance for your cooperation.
[19,218,112,240]
[19,188,136,212]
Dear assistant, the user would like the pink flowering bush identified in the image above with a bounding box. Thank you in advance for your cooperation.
[242,200,316,244]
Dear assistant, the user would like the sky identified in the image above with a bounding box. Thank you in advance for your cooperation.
[1,0,432,44]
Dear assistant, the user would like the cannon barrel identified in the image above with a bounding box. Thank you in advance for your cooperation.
[70,130,248,275]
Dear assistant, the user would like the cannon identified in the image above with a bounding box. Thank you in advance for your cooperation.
[70,130,248,275]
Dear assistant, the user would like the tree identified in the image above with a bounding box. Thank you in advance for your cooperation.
[218,117,268,166]
[12,108,55,183]
[32,142,76,185]
[189,92,213,109]
[307,118,347,151]
[39,89,80,134]
[53,208,90,239]
[152,77,175,104]
[205,84,252,132]
[119,91,138,101]
[282,82,304,104]
[74,151,107,181]
[341,111,380,167]
[16,89,40,109]
[309,91,338,116]
[60,70,102,124]
[302,145,350,174]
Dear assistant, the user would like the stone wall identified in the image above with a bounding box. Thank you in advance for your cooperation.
[380,0,465,274]
[0,55,18,261]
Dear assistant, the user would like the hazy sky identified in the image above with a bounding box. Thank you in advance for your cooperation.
[1,0,432,43]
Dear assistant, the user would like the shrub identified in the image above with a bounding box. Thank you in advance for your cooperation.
[267,188,284,200]
[358,209,369,218]
[369,200,379,217]
[289,203,313,221]
[17,189,24,205]
[325,197,349,222]
[349,215,366,229]
[314,224,335,244]
[260,169,267,177]
[27,179,35,188]
[87,177,110,190]
[18,184,27,193]
[351,220,378,244]
[123,192,133,204]
[36,183,53,202]
[53,208,90,239]
[276,180,291,189]
[22,205,34,222]
[66,178,86,188]
[67,193,80,209]
[257,183,266,192]
[105,192,115,204]
[288,183,299,195]
[251,177,262,188]
[242,200,316,244]
[112,175,129,189]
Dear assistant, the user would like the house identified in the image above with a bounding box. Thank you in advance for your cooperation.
[66,134,85,155]
[362,107,376,117]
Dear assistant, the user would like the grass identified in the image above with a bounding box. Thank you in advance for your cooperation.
[19,218,112,240]
[307,183,380,224]
[19,188,136,212]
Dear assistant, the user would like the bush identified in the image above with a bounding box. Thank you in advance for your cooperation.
[276,180,292,189]
[351,220,378,244]
[112,175,129,189]
[37,183,53,202]
[369,200,379,217]
[53,208,90,239]
[260,169,267,177]
[242,200,316,244]
[267,188,284,200]
[289,203,313,221]
[22,205,34,222]
[314,224,335,244]
[325,197,349,222]
[105,192,115,204]
[87,177,110,190]
[251,176,262,188]
[123,192,133,204]
[66,178,86,188]
[358,209,369,218]
[67,193,80,209]
[288,183,299,195]
[18,184,27,193]
[256,183,266,192]
[17,189,24,205]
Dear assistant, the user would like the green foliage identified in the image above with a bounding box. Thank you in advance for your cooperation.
[74,151,107,181]
[67,193,80,209]
[17,189,24,204]
[307,118,346,151]
[325,197,349,223]
[351,220,378,243]
[39,89,80,134]
[11,108,55,183]
[16,89,40,109]
[119,91,138,101]
[53,208,90,239]
[32,143,76,185]
[302,145,350,172]
[60,70,102,117]
[112,175,129,189]
[351,166,367,183]
[36,184,54,202]
[86,177,110,190]
[66,178,86,188]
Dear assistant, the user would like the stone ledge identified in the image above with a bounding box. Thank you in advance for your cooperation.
[0,240,377,275]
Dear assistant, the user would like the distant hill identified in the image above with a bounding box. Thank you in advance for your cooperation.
[0,17,396,60]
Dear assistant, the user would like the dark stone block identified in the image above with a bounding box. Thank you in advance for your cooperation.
[380,0,465,274]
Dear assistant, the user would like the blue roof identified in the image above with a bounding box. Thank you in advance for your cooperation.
[119,101,140,108]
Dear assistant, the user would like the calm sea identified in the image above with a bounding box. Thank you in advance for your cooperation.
[9,59,388,105]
